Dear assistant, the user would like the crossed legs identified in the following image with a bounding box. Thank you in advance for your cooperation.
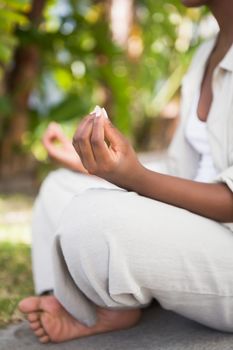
[20,182,233,343]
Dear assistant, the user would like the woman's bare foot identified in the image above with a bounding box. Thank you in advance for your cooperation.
[18,296,141,343]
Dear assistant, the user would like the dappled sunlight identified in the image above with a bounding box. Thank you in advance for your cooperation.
[0,195,33,244]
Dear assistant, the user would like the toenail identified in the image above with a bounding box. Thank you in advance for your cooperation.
[30,321,41,330]
[39,335,50,343]
[35,328,45,337]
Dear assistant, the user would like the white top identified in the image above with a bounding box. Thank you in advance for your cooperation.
[185,92,218,183]
[168,38,233,231]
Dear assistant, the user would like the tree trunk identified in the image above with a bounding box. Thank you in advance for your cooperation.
[0,0,46,192]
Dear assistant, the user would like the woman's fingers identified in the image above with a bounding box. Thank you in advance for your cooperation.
[73,115,96,172]
[104,118,127,150]
[43,122,67,152]
[42,134,56,156]
[91,116,110,165]
[72,110,128,176]
[44,122,62,141]
[72,115,91,157]
[78,118,97,171]
[73,113,118,175]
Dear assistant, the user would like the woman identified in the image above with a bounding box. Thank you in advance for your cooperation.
[19,0,233,344]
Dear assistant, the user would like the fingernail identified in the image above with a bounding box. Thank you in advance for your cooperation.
[90,105,100,116]
[93,105,102,117]
[102,107,109,119]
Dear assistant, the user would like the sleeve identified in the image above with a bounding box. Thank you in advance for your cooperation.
[215,166,233,192]
[214,167,233,231]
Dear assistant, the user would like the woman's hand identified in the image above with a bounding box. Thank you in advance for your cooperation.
[72,112,144,189]
[43,122,88,173]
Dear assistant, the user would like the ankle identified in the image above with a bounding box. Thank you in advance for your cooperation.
[92,307,142,334]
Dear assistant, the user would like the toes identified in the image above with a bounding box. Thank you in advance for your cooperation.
[39,335,50,343]
[18,296,41,313]
[30,321,41,331]
[28,312,40,322]
[34,328,46,337]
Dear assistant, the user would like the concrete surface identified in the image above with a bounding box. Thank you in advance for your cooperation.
[1,303,233,350]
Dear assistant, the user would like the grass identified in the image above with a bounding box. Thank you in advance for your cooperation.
[0,194,33,243]
[0,241,34,327]
[0,194,34,327]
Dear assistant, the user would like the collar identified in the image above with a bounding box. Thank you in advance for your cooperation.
[219,42,233,72]
[201,35,233,72]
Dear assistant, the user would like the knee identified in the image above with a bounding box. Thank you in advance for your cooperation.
[56,191,113,276]
[56,187,130,274]
[58,188,120,243]
[58,198,109,262]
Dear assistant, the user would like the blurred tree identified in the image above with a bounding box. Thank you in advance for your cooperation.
[0,0,216,190]
[0,0,47,181]
[0,0,30,162]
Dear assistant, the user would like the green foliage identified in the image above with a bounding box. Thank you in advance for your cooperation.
[133,1,206,116]
[0,0,30,64]
[1,0,212,161]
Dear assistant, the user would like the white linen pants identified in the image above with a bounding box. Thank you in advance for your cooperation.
[32,168,233,332]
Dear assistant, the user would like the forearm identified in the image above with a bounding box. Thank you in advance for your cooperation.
[125,166,233,222]
[70,114,233,222]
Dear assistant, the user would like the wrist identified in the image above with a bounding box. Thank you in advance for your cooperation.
[126,164,148,191]
[109,162,147,191]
